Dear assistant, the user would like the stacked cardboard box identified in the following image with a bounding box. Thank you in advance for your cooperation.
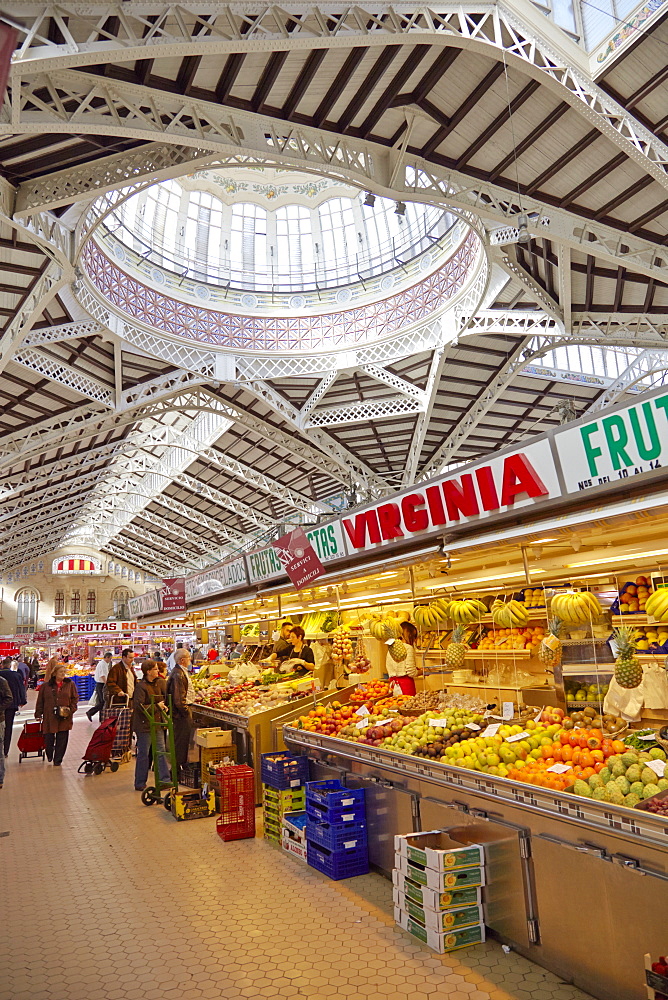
[393,830,486,953]
[282,811,308,862]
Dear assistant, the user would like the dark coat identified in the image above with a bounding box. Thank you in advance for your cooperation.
[0,668,27,711]
[35,678,78,733]
[132,678,165,734]
[166,665,191,717]
[0,676,13,713]
[105,660,134,702]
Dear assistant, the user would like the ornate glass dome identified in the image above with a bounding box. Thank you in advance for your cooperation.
[104,168,454,293]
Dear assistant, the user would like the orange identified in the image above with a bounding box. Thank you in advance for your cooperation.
[612,740,626,754]
[591,749,604,763]
[561,745,573,761]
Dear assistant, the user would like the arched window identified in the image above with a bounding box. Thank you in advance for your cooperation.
[54,591,65,615]
[16,589,38,633]
[113,588,130,618]
[86,590,96,615]
[71,590,81,615]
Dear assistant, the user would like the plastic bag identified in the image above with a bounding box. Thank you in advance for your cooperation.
[640,663,668,709]
[603,677,644,721]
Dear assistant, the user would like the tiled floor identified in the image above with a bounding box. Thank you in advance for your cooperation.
[0,696,595,1000]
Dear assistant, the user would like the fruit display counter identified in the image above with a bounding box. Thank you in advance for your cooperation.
[192,685,356,802]
[284,719,668,1000]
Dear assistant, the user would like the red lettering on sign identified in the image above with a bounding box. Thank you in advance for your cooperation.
[426,485,446,526]
[500,453,548,506]
[475,465,500,511]
[377,503,404,540]
[442,474,479,521]
[342,509,382,549]
[401,493,428,533]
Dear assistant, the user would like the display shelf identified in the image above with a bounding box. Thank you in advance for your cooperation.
[566,699,605,707]
[562,665,614,675]
[439,682,552,692]
[613,614,650,625]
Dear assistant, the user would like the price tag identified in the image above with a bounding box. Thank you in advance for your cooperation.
[429,718,448,727]
[546,762,572,773]
[542,633,561,651]
[385,638,395,646]
[355,717,369,729]
[639,733,657,741]
[465,723,481,731]
[534,708,544,723]
[505,730,530,743]
[355,705,370,717]
[481,723,501,738]
[502,702,514,720]
[646,759,667,778]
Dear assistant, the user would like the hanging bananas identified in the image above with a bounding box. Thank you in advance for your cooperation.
[550,591,602,624]
[491,598,530,628]
[645,589,668,622]
[446,598,487,625]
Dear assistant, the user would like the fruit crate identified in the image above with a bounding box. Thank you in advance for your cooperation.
[262,784,306,812]
[216,764,256,842]
[306,841,369,880]
[306,816,367,852]
[305,780,366,822]
[180,761,201,788]
[201,744,237,775]
[263,813,281,844]
[261,751,309,790]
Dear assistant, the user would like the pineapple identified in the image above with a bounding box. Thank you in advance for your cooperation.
[538,618,563,667]
[445,625,468,669]
[387,639,407,663]
[613,627,643,689]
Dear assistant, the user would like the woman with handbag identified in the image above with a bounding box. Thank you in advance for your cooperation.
[35,663,78,765]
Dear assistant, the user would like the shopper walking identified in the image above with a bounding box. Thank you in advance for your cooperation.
[87,651,112,721]
[15,655,30,691]
[166,643,183,673]
[35,663,78,765]
[132,660,170,792]
[166,648,195,775]
[29,656,40,688]
[105,648,135,706]
[0,675,13,788]
[44,656,59,684]
[0,657,27,757]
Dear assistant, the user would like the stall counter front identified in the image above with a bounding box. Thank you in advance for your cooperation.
[284,725,668,1000]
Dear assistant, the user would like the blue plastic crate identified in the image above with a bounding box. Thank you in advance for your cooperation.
[307,841,369,881]
[305,780,366,822]
[306,817,367,852]
[261,752,309,790]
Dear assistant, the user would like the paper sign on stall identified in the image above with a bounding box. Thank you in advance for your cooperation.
[481,723,501,738]
[355,705,370,717]
[505,731,530,743]
[547,763,572,773]
[355,717,369,729]
[646,759,667,778]
[502,702,514,720]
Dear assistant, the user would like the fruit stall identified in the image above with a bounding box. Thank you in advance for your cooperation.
[284,705,668,1000]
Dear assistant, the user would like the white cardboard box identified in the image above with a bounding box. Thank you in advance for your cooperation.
[393,887,483,932]
[394,906,485,953]
[392,868,482,911]
[282,834,308,863]
[395,852,486,891]
[394,830,485,871]
[194,727,232,748]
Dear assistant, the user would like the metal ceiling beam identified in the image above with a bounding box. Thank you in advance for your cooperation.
[7,4,668,191]
[309,395,424,427]
[298,373,338,426]
[359,364,426,402]
[10,70,668,283]
[21,318,105,346]
[493,249,564,326]
[586,350,668,412]
[419,334,537,478]
[0,262,68,376]
[402,343,448,486]
[13,345,115,405]
[101,538,173,578]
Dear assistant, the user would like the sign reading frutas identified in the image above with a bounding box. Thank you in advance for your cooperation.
[57,621,137,634]
[161,577,186,613]
[555,393,668,493]
[341,441,559,552]
[271,526,325,589]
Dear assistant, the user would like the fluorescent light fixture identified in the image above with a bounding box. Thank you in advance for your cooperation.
[566,548,668,568]
[534,537,557,543]
[338,588,412,604]
[423,571,527,588]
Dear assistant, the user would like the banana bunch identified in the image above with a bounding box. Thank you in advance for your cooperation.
[414,604,442,629]
[550,591,602,624]
[429,597,452,622]
[645,589,668,622]
[447,598,487,624]
[491,598,530,628]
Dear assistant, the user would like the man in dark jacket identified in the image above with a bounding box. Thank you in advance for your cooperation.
[166,648,194,774]
[0,675,13,787]
[104,648,135,706]
[0,657,27,757]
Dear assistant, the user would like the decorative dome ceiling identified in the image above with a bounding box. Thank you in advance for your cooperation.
[104,168,455,294]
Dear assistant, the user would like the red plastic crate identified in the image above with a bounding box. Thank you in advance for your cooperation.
[215,765,256,842]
